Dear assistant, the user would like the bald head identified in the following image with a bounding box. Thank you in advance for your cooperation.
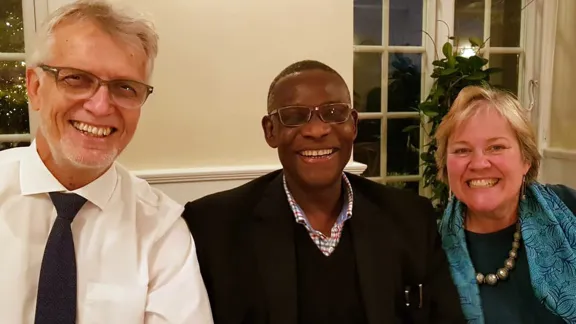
[267,60,349,112]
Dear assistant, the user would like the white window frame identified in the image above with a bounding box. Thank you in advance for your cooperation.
[0,0,45,144]
[533,0,558,169]
[354,0,546,195]
[438,0,557,181]
[353,0,438,195]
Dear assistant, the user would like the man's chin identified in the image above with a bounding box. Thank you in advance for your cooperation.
[58,146,118,170]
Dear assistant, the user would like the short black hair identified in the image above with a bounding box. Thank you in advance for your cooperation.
[266,59,347,111]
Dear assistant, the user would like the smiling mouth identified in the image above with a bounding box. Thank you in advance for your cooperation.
[467,178,500,188]
[70,121,117,138]
[298,148,338,158]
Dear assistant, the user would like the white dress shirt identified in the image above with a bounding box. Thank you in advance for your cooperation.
[0,143,213,324]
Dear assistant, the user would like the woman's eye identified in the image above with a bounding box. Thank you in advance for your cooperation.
[488,145,507,152]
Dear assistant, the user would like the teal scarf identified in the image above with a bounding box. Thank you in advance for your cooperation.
[439,182,576,323]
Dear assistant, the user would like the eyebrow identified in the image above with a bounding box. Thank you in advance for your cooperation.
[281,100,347,107]
[451,137,511,145]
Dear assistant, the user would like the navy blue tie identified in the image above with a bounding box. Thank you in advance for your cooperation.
[34,192,87,324]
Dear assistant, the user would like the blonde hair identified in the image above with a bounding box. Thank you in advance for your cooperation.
[27,0,159,78]
[435,85,541,183]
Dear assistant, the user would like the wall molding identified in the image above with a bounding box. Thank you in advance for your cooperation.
[541,147,576,188]
[133,161,367,184]
[542,147,576,161]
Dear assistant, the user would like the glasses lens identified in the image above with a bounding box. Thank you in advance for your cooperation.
[278,106,311,126]
[319,103,351,123]
[56,68,97,97]
[109,80,150,109]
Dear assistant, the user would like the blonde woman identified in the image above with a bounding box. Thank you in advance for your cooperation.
[435,85,576,324]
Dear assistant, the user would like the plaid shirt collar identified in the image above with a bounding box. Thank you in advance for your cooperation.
[282,173,354,228]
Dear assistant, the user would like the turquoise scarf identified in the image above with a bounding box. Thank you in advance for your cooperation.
[439,182,576,323]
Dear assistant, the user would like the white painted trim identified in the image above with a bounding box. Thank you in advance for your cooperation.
[133,161,367,184]
[541,147,576,187]
[0,134,32,142]
[536,0,558,156]
[542,148,576,161]
[0,53,26,60]
[353,46,426,53]
[436,0,455,46]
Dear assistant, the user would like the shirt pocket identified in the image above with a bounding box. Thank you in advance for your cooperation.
[81,282,148,324]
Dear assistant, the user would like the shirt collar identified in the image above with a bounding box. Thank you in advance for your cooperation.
[19,141,118,210]
[282,173,354,225]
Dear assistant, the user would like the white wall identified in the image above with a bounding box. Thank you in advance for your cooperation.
[43,0,353,170]
[40,0,364,200]
[549,0,576,151]
[540,0,576,188]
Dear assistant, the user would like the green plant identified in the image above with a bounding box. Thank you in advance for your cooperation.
[407,37,503,215]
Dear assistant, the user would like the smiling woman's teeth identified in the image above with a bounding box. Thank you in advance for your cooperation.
[72,121,112,137]
[468,179,499,188]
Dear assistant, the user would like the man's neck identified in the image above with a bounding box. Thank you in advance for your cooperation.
[286,175,344,236]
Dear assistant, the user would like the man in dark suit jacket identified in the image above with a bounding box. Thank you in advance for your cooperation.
[183,60,465,324]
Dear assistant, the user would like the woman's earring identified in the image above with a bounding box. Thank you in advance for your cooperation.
[520,175,527,200]
[448,187,454,202]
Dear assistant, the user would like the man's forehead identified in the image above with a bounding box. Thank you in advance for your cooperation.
[49,20,147,81]
[272,70,349,105]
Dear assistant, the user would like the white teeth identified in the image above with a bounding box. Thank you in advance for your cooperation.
[468,179,499,188]
[300,149,334,157]
[72,121,113,137]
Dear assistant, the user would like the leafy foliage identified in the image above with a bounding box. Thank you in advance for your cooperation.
[411,37,502,215]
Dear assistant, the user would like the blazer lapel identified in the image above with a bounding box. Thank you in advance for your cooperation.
[350,191,402,324]
[252,174,298,324]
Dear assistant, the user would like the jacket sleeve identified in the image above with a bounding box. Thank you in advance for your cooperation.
[421,198,467,324]
[548,184,576,215]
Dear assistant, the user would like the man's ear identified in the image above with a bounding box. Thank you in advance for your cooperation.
[351,109,359,140]
[261,115,278,148]
[26,68,42,112]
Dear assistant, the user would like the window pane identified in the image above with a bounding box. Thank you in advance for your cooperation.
[0,0,25,53]
[0,60,29,134]
[389,0,423,46]
[354,118,381,177]
[0,141,29,151]
[490,0,521,47]
[354,0,383,45]
[387,118,419,176]
[454,0,484,50]
[387,180,419,194]
[354,53,381,112]
[388,53,421,112]
[489,54,519,95]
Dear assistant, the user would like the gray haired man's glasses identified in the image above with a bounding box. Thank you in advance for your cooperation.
[269,103,353,127]
[39,65,153,109]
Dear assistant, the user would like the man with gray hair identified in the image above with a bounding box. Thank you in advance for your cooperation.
[0,1,212,323]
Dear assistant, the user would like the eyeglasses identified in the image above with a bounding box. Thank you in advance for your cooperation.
[39,65,154,109]
[269,103,353,127]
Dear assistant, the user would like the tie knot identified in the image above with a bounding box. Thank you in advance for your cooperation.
[49,192,87,222]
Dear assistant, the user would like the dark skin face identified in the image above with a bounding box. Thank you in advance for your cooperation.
[262,69,358,233]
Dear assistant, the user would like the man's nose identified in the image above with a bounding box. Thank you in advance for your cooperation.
[300,113,331,139]
[83,86,114,116]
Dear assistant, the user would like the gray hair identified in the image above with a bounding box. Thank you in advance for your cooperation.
[27,0,159,79]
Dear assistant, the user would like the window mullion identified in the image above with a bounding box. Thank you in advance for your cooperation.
[484,0,492,62]
[380,0,390,183]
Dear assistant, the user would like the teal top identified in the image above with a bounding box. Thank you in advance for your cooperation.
[464,224,564,324]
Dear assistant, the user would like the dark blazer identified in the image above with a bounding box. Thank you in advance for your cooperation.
[183,170,465,324]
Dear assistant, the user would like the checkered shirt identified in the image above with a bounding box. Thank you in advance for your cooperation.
[283,174,354,256]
